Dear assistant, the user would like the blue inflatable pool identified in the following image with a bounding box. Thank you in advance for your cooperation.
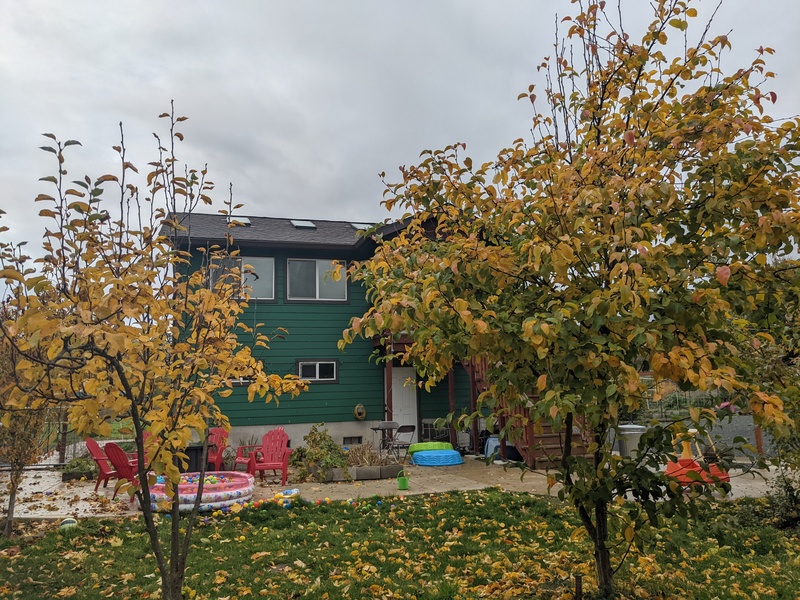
[411,449,464,467]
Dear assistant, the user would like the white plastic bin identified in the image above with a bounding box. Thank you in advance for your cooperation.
[617,424,647,458]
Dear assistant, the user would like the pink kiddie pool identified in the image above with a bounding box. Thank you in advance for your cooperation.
[148,471,254,513]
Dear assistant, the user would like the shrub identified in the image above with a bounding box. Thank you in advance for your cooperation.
[60,455,97,475]
[767,469,800,529]
[294,424,349,482]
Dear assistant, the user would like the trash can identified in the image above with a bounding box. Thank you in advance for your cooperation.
[183,443,205,473]
[617,424,647,458]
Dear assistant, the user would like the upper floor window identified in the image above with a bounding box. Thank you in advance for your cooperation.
[243,257,275,300]
[209,256,275,300]
[287,259,346,301]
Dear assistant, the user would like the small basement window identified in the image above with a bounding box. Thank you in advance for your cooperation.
[343,436,363,446]
[297,360,338,383]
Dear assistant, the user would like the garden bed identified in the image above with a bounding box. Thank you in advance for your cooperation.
[60,471,94,483]
[321,464,403,482]
[290,425,406,483]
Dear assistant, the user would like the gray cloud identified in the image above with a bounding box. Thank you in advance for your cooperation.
[1,0,797,250]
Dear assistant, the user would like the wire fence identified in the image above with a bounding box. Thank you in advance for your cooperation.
[0,406,78,470]
[21,407,129,468]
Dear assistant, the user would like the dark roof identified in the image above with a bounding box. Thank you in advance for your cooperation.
[165,213,382,251]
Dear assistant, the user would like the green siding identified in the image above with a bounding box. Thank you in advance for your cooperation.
[204,248,384,427]
[419,367,473,420]
[193,245,472,428]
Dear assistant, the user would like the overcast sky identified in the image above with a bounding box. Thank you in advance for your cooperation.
[1,1,798,249]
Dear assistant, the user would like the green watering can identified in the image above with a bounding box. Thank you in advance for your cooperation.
[397,470,409,491]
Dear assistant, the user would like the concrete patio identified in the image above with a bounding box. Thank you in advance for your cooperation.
[1,456,778,521]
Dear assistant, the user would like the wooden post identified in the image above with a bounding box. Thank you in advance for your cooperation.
[385,356,394,421]
[468,362,480,454]
[448,368,457,446]
[498,414,508,461]
[754,425,764,455]
[58,405,68,464]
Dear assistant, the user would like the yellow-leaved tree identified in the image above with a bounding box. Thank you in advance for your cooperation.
[0,107,306,600]
[342,1,800,597]
[0,301,49,538]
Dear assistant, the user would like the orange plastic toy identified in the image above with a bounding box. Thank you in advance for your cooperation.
[664,429,730,487]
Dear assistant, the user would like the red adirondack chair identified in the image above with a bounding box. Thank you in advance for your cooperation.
[247,428,292,486]
[104,442,139,501]
[85,438,118,493]
[207,427,229,471]
[233,443,255,472]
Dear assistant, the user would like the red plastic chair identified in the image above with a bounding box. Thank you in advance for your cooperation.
[247,428,292,486]
[233,444,256,472]
[207,427,229,471]
[85,438,118,492]
[104,442,139,501]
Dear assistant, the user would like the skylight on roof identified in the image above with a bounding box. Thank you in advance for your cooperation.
[227,216,251,226]
[290,219,317,229]
[350,222,373,230]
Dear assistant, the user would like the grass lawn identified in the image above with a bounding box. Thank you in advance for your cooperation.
[1,488,798,599]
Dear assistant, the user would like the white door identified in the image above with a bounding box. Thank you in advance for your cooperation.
[389,366,418,443]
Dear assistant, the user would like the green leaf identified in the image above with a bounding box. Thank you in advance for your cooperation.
[668,18,688,31]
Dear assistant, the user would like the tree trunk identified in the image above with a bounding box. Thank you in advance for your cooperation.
[161,572,184,600]
[593,499,614,599]
[2,465,24,538]
[569,421,616,599]
[3,481,17,537]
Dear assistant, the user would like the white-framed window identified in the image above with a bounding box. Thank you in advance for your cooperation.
[287,258,347,301]
[297,360,338,383]
[208,256,239,290]
[242,257,275,300]
[209,256,275,300]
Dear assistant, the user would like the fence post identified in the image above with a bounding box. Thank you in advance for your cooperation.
[754,425,764,455]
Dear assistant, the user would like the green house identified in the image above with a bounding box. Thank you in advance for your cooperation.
[173,212,476,448]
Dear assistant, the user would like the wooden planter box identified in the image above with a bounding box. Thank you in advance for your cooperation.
[61,471,94,482]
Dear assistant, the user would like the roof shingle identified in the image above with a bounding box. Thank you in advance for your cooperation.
[166,213,375,250]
